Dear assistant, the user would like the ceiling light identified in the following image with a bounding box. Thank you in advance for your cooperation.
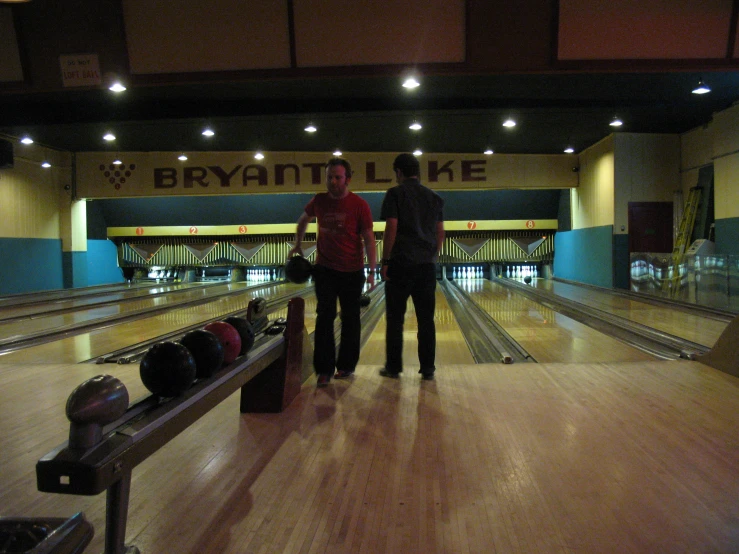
[109,81,126,93]
[113,157,122,165]
[178,153,188,161]
[41,161,51,168]
[202,128,215,137]
[484,149,494,155]
[692,78,711,95]
[502,119,516,128]
[20,136,33,144]
[103,133,116,141]
[564,147,575,154]
[254,152,264,160]
[304,124,317,133]
[610,117,623,127]
[409,122,422,131]
[333,150,342,157]
[402,77,420,89]
[413,149,423,156]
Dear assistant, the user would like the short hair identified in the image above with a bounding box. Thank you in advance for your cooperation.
[393,153,420,178]
[326,157,352,178]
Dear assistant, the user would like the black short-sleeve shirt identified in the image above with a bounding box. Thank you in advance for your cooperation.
[381,178,444,265]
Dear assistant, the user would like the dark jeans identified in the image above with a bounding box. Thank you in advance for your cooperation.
[385,262,437,374]
[312,265,366,376]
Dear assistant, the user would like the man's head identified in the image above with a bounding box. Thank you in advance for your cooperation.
[392,153,420,183]
[325,158,352,199]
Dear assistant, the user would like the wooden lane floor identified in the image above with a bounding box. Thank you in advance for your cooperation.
[531,278,729,348]
[0,282,260,344]
[2,358,738,552]
[359,287,476,368]
[0,281,155,308]
[456,279,656,363]
[0,283,311,364]
[0,281,216,321]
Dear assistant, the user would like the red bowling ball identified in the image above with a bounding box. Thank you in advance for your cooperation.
[203,321,242,364]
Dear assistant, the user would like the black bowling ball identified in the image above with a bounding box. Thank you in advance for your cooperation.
[524,275,532,284]
[285,255,312,284]
[140,341,197,397]
[359,294,371,307]
[223,316,256,354]
[179,329,224,379]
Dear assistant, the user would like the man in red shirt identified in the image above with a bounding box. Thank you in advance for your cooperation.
[289,158,376,386]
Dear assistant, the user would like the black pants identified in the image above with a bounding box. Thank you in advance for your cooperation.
[385,262,437,374]
[312,265,366,376]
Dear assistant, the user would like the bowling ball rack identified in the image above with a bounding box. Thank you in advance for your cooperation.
[37,297,311,554]
[0,512,93,554]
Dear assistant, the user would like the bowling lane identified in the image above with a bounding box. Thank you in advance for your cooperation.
[360,287,476,367]
[532,278,727,348]
[0,283,305,364]
[0,282,255,344]
[0,282,214,320]
[457,279,656,363]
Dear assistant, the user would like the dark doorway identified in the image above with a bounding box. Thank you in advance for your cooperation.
[628,202,673,253]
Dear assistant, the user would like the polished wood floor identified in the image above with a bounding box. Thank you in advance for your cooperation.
[2,359,738,553]
[1,278,737,553]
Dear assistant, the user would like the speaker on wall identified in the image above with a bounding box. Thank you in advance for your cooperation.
[0,139,13,169]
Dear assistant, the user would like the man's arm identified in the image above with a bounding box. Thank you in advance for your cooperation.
[361,226,377,288]
[436,221,445,255]
[288,212,312,257]
[381,217,398,280]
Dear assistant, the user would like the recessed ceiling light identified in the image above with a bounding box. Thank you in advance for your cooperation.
[305,124,317,133]
[564,147,575,154]
[409,122,422,131]
[109,82,126,93]
[610,117,623,127]
[41,161,51,168]
[402,77,420,89]
[502,119,516,128]
[178,153,188,161]
[484,149,494,155]
[20,136,33,144]
[254,152,265,160]
[113,158,122,165]
[413,149,423,156]
[692,78,711,95]
[202,128,215,137]
[103,133,116,141]
[333,150,342,157]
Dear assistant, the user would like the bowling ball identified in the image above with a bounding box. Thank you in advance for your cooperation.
[223,316,255,354]
[285,255,312,284]
[203,321,242,364]
[524,275,532,284]
[180,329,224,379]
[140,341,197,397]
[359,294,371,307]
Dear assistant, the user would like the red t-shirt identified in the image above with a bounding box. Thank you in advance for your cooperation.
[304,192,373,272]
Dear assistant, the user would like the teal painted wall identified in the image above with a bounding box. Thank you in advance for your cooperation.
[87,240,125,285]
[553,225,614,287]
[613,234,630,290]
[716,217,739,256]
[0,238,64,295]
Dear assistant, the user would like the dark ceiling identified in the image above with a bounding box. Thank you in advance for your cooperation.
[1,71,738,156]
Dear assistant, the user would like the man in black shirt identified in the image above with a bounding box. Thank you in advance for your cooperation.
[379,153,445,380]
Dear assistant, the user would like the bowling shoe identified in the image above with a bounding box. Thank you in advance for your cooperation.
[316,374,331,387]
[379,368,400,379]
[335,370,354,379]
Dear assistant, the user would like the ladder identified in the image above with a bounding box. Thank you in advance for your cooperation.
[663,186,701,295]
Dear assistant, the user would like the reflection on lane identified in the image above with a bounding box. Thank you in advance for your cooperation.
[456,279,655,363]
[0,282,310,364]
